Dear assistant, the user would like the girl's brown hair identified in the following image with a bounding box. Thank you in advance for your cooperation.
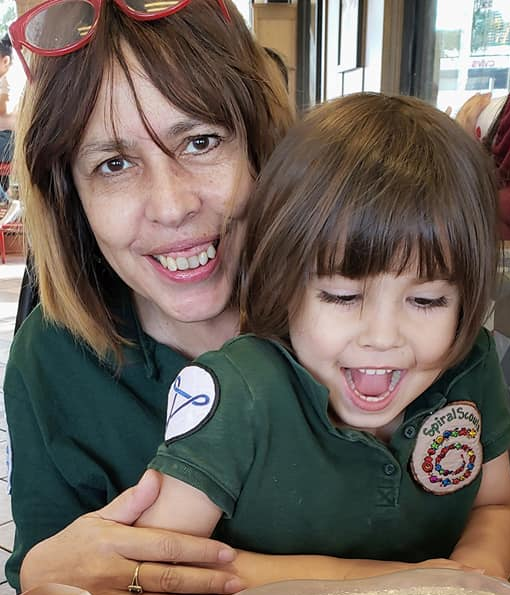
[16,0,294,360]
[241,93,499,368]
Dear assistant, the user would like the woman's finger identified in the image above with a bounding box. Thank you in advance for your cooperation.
[115,561,245,595]
[110,523,237,566]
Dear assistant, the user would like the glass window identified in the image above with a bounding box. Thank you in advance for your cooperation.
[435,0,510,113]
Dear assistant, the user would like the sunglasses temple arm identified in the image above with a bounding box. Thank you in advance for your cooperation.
[14,45,32,82]
[217,0,231,22]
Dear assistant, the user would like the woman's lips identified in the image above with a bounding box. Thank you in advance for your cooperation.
[149,240,221,283]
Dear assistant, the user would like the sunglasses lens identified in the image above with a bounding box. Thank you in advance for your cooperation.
[122,0,185,16]
[25,0,95,50]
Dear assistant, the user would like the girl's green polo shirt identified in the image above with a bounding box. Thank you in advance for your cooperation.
[4,284,187,592]
[150,329,510,563]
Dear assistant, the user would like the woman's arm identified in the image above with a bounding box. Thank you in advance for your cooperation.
[6,354,242,595]
[450,452,510,579]
[21,471,243,595]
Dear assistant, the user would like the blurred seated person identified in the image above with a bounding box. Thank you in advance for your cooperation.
[454,92,510,240]
[0,33,25,202]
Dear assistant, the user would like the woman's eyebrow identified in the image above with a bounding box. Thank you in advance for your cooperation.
[77,120,212,160]
[77,140,128,161]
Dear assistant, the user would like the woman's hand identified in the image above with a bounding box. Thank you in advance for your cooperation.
[20,471,244,595]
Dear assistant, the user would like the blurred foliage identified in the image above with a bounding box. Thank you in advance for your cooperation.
[0,2,16,38]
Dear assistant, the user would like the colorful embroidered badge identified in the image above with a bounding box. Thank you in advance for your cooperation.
[165,364,219,443]
[410,401,482,495]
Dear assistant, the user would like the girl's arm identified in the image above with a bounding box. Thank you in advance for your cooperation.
[140,474,472,590]
[450,451,510,579]
[221,552,471,588]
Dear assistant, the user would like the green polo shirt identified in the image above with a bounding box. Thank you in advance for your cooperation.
[4,281,187,592]
[150,329,510,562]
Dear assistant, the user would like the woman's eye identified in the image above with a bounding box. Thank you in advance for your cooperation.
[410,296,448,309]
[98,157,133,175]
[318,290,361,305]
[183,135,221,155]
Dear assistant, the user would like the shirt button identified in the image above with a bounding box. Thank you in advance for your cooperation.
[384,463,396,476]
[404,426,416,439]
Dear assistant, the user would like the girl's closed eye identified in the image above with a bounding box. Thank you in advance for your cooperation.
[318,290,362,306]
[408,295,449,310]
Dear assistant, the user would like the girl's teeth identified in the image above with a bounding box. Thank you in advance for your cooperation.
[155,243,217,271]
[345,368,402,401]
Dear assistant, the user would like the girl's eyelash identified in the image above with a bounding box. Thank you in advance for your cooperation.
[318,290,360,305]
[411,296,448,309]
[318,291,449,310]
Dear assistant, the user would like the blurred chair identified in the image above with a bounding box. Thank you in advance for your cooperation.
[0,197,23,264]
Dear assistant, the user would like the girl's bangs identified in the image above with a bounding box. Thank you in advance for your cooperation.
[314,201,456,282]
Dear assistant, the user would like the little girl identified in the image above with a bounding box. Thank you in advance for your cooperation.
[138,93,510,586]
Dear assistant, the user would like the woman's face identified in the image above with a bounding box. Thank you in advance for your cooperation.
[72,52,253,341]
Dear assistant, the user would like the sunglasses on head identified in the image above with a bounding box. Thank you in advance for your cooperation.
[9,0,231,80]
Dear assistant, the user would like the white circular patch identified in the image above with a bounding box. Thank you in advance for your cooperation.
[410,401,482,495]
[165,365,218,442]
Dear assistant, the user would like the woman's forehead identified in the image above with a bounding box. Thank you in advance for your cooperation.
[78,57,203,150]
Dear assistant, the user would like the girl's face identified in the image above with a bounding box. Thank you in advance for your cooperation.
[72,51,253,346]
[289,271,460,438]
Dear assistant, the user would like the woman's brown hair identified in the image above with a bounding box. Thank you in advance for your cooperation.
[16,0,294,360]
[241,93,499,369]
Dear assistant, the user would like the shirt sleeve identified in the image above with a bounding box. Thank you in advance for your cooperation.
[478,330,510,461]
[148,352,259,518]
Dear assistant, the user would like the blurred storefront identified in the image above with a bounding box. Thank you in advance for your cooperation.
[401,0,510,113]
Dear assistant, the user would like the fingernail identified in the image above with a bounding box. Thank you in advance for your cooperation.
[224,578,246,593]
[218,547,237,562]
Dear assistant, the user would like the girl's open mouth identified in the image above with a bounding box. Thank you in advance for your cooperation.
[343,367,405,410]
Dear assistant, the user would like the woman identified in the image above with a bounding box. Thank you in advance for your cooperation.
[5,0,293,592]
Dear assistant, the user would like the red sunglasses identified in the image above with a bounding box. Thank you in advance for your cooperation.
[9,0,231,80]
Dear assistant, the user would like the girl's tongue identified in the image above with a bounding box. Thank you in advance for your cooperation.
[350,369,394,396]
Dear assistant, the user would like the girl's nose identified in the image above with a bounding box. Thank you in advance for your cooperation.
[357,303,405,351]
[145,164,201,227]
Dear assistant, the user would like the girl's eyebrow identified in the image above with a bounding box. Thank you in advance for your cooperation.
[77,119,211,161]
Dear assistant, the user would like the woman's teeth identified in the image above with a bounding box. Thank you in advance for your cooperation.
[154,244,217,271]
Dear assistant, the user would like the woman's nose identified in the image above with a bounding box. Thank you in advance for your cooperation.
[356,303,405,351]
[144,164,201,227]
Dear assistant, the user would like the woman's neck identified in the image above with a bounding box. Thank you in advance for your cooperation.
[133,296,239,359]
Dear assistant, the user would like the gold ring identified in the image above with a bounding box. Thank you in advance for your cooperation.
[128,562,144,594]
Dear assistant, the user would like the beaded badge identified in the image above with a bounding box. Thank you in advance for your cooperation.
[410,401,482,495]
